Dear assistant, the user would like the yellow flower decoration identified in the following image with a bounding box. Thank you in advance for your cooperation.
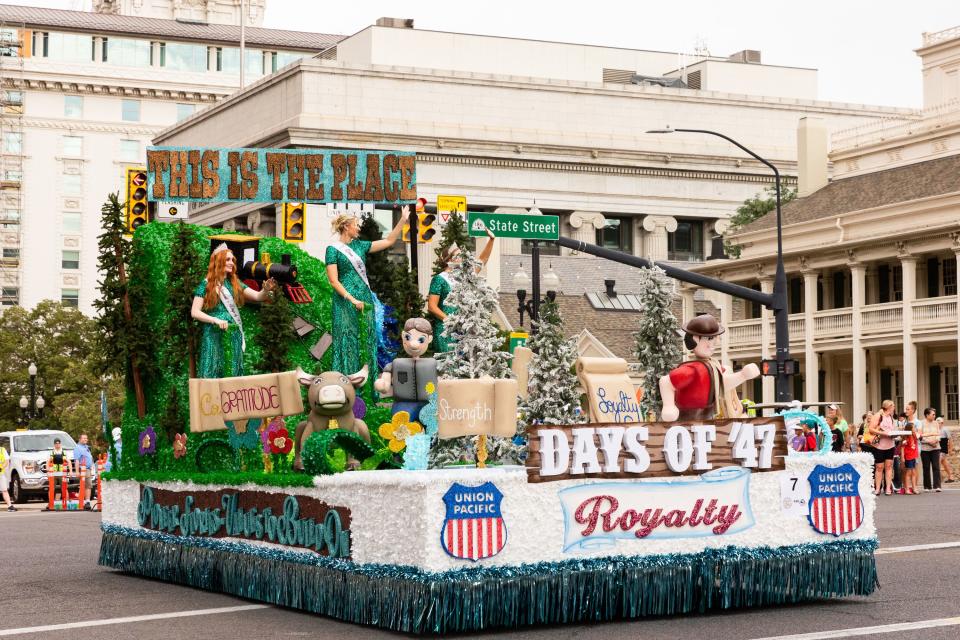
[425,381,436,395]
[378,411,424,453]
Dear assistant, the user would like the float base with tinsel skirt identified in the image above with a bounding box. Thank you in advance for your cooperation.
[99,456,878,634]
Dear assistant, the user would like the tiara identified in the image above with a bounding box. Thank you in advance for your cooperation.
[212,242,230,255]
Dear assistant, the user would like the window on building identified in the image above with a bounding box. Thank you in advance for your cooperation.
[0,286,18,306]
[119,139,140,162]
[2,90,23,115]
[64,95,83,118]
[275,51,304,69]
[667,220,704,262]
[62,250,80,270]
[0,28,20,57]
[121,99,141,122]
[892,265,903,302]
[175,103,195,122]
[4,170,21,182]
[3,131,21,153]
[833,271,847,308]
[163,42,208,72]
[62,212,81,234]
[596,216,633,253]
[34,31,94,62]
[2,247,20,260]
[944,259,957,296]
[63,174,82,195]
[105,37,152,67]
[246,49,265,77]
[62,135,82,157]
[945,366,959,421]
[61,289,79,307]
[789,276,802,314]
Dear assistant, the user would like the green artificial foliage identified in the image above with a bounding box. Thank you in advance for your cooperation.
[432,210,472,275]
[725,181,797,257]
[158,384,186,443]
[93,193,130,380]
[163,222,205,377]
[255,293,294,373]
[101,470,316,488]
[634,266,684,418]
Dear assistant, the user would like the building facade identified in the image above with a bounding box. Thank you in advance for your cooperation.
[0,2,337,313]
[155,20,911,319]
[692,26,960,423]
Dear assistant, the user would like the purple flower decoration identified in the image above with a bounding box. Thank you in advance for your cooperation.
[353,396,367,419]
[262,417,285,454]
[138,425,157,456]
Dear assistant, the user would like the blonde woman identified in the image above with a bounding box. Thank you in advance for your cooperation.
[919,407,942,492]
[869,400,897,495]
[325,208,409,375]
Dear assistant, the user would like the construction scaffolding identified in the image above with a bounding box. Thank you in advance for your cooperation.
[0,21,24,308]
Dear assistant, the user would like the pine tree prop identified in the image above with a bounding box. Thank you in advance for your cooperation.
[435,252,510,379]
[93,193,149,418]
[383,255,425,347]
[634,266,684,417]
[432,211,472,275]
[359,213,394,301]
[431,251,511,468]
[255,294,293,373]
[521,299,583,426]
[163,222,204,377]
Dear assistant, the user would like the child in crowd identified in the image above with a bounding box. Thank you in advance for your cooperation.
[901,419,919,494]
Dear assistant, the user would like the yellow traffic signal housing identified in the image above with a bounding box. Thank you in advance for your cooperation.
[417,212,436,242]
[283,202,305,242]
[125,168,149,234]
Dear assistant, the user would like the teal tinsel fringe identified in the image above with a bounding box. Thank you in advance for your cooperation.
[99,524,877,634]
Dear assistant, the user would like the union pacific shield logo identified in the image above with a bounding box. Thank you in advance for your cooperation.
[441,481,506,561]
[808,463,863,536]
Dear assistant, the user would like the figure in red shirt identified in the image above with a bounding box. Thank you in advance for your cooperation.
[659,314,760,422]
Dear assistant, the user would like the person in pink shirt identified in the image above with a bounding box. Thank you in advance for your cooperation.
[869,400,897,495]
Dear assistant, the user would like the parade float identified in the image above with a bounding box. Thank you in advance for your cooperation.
[98,146,878,634]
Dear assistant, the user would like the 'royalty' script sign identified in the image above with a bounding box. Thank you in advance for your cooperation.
[526,418,787,483]
[188,371,304,432]
[146,147,417,204]
[559,467,754,551]
[137,485,352,557]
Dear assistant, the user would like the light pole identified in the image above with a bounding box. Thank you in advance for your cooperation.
[19,362,45,427]
[647,127,790,402]
[513,264,561,331]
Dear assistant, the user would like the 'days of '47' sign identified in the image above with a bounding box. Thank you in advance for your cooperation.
[146,147,417,204]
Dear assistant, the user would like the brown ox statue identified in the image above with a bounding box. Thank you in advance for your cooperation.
[293,365,370,471]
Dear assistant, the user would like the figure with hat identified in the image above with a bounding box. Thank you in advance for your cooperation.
[659,314,760,422]
[326,208,410,378]
[427,228,496,352]
[191,243,278,379]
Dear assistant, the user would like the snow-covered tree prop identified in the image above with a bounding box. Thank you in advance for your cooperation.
[634,266,684,418]
[431,251,511,467]
[435,251,511,379]
[521,299,583,426]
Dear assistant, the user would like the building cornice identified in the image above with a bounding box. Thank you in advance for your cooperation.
[20,117,164,136]
[3,77,223,103]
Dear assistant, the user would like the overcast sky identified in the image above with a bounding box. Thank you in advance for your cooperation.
[10,0,959,108]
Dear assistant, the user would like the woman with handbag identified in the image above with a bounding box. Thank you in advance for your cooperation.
[869,400,897,496]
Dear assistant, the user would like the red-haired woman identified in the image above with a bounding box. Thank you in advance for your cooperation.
[191,244,276,378]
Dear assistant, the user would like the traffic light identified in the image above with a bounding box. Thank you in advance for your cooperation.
[125,168,149,234]
[417,212,437,243]
[760,359,800,376]
[283,202,305,242]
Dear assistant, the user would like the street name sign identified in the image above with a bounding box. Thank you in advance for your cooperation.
[467,211,560,240]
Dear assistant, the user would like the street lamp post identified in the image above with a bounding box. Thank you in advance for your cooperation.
[647,127,790,402]
[513,264,561,332]
[19,362,45,427]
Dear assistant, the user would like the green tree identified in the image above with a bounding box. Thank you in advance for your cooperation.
[0,301,124,448]
[724,181,797,257]
[383,254,425,345]
[358,213,394,300]
[432,211,472,275]
[164,222,205,377]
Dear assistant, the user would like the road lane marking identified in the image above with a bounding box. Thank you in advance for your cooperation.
[750,616,960,639]
[0,604,270,636]
[876,540,960,555]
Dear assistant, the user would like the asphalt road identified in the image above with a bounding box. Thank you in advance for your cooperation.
[2,489,959,640]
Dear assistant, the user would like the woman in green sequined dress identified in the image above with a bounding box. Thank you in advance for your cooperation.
[325,209,409,375]
[191,245,277,378]
[427,230,495,352]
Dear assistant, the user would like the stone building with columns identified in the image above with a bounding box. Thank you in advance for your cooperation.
[154,19,910,325]
[691,26,960,423]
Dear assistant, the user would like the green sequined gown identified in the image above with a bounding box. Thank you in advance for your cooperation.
[429,272,456,352]
[325,240,375,375]
[194,279,247,379]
